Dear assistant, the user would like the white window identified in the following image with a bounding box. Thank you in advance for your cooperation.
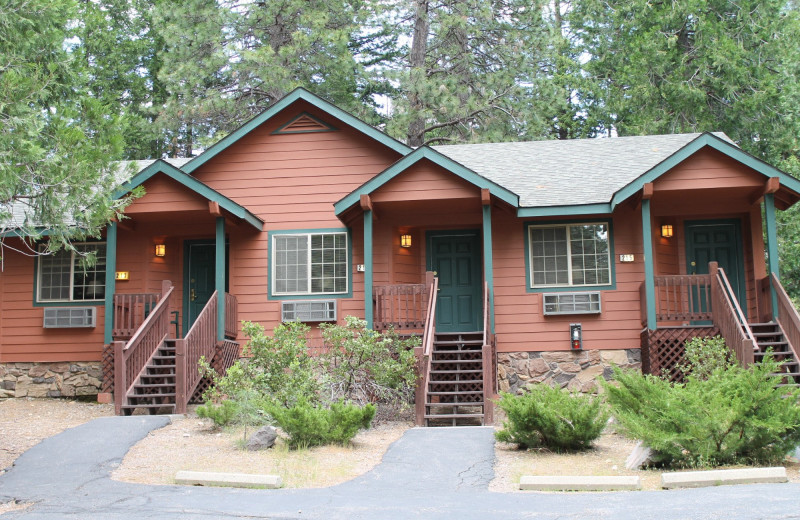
[272,232,348,296]
[528,223,611,288]
[37,243,106,302]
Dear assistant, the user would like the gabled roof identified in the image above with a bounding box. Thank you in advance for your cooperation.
[334,147,520,215]
[182,88,412,174]
[116,160,264,230]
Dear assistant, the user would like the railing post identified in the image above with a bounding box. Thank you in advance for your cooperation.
[113,341,126,415]
[175,338,188,414]
[414,346,425,426]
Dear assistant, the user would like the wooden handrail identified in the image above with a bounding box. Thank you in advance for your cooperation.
[175,291,219,413]
[114,280,173,415]
[710,263,755,367]
[769,273,800,368]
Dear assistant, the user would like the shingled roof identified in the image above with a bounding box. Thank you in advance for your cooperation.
[433,132,734,208]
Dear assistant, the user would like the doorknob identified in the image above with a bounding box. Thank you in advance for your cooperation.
[190,289,196,301]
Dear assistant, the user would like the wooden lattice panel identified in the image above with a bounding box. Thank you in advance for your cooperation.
[101,344,114,394]
[642,327,719,382]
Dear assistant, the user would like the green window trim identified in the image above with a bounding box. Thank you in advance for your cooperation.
[524,219,616,293]
[33,242,107,307]
[267,228,353,300]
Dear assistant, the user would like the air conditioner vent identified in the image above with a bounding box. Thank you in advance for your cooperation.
[543,292,601,315]
[281,300,336,322]
[43,307,97,328]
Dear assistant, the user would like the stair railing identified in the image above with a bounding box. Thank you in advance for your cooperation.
[175,291,219,414]
[114,280,174,415]
[767,273,800,366]
[415,273,438,426]
[709,262,755,367]
[481,281,494,425]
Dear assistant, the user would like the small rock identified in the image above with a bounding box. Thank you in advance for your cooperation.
[246,426,278,451]
[625,440,653,470]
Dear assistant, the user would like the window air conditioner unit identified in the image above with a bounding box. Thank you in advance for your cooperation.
[43,307,97,328]
[281,300,337,322]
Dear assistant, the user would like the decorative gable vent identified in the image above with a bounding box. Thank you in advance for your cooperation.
[43,307,97,328]
[281,300,337,322]
[273,112,336,134]
[542,292,601,315]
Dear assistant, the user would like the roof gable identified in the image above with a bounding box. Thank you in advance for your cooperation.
[182,88,412,174]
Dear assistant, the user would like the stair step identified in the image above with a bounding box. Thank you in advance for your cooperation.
[424,413,484,419]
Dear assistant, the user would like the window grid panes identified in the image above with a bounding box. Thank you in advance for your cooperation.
[273,232,348,295]
[529,223,610,287]
[38,243,106,302]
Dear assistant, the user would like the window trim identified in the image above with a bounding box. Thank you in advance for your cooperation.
[524,219,616,293]
[33,242,107,307]
[267,228,353,300]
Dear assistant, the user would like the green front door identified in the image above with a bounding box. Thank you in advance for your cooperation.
[685,220,746,315]
[428,231,482,332]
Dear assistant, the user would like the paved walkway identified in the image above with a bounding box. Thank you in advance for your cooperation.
[1,417,800,519]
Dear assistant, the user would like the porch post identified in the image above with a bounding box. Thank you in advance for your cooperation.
[482,204,494,334]
[765,193,780,319]
[642,200,657,330]
[364,209,374,329]
[215,216,225,342]
[103,221,118,345]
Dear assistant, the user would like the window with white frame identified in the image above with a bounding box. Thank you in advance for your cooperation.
[37,243,106,302]
[272,232,348,295]
[528,223,611,288]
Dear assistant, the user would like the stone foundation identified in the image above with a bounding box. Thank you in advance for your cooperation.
[497,349,641,394]
[0,362,103,398]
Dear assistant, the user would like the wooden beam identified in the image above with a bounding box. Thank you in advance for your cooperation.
[481,188,491,206]
[208,201,222,216]
[642,182,654,200]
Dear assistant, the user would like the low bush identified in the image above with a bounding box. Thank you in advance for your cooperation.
[604,337,800,467]
[495,384,608,451]
[268,400,376,449]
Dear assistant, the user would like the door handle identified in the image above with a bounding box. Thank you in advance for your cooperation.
[190,289,196,301]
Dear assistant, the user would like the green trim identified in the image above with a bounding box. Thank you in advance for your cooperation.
[517,203,612,218]
[267,228,353,301]
[216,217,226,342]
[334,147,519,215]
[482,205,495,334]
[272,111,337,134]
[523,218,617,293]
[33,241,107,308]
[115,160,263,231]
[364,211,373,329]
[642,200,656,330]
[765,194,780,319]
[611,133,800,209]
[183,88,411,174]
[104,223,117,344]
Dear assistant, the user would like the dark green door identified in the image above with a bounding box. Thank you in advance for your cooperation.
[428,232,482,332]
[685,220,746,315]
[186,242,216,330]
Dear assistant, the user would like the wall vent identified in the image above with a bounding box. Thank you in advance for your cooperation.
[281,300,337,322]
[542,292,602,315]
[43,307,97,328]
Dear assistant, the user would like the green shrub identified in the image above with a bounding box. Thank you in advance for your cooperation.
[495,385,609,451]
[604,339,800,467]
[269,400,376,449]
[319,316,418,406]
[196,399,240,427]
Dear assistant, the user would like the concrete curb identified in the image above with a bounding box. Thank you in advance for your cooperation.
[519,475,641,491]
[174,470,282,489]
[661,467,788,489]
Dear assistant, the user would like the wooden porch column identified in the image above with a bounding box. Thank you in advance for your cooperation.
[103,221,118,345]
[364,209,374,329]
[215,217,225,342]
[765,193,780,319]
[482,201,494,334]
[642,199,657,330]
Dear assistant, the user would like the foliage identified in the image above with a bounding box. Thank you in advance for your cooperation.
[268,400,376,449]
[495,385,609,451]
[319,316,418,406]
[604,349,800,468]
[196,399,239,428]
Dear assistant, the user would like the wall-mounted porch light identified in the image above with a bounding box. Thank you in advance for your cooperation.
[154,244,166,257]
[661,224,674,238]
[400,234,412,248]
[115,271,130,281]
[570,323,582,351]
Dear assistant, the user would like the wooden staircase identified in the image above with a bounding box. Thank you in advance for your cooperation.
[120,340,177,415]
[750,321,800,388]
[425,332,487,426]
